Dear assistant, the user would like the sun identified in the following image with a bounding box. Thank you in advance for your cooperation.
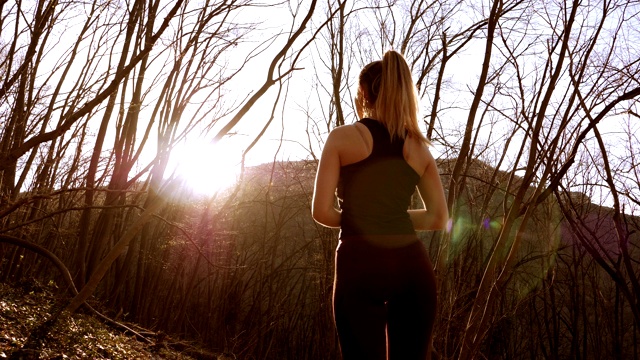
[166,136,242,196]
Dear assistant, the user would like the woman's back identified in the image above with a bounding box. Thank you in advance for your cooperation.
[312,116,444,231]
[333,119,430,176]
[338,118,419,236]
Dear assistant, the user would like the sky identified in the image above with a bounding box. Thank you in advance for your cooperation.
[4,0,638,210]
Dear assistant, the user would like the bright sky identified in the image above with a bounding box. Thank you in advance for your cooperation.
[159,2,322,195]
[6,0,638,209]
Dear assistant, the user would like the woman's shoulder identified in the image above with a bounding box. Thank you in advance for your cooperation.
[322,124,354,154]
[328,122,364,141]
[326,122,373,166]
[404,133,428,151]
[403,135,434,176]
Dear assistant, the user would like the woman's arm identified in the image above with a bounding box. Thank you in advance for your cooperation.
[312,130,342,228]
[408,146,449,231]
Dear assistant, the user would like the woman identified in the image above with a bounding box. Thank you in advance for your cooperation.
[312,50,449,360]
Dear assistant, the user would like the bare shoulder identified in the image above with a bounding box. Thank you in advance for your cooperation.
[334,123,361,136]
[325,123,371,166]
[326,123,361,146]
[404,136,435,177]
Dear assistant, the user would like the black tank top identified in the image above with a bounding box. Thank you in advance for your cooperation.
[338,118,420,236]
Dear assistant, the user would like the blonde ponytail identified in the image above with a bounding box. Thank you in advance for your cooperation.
[375,50,428,144]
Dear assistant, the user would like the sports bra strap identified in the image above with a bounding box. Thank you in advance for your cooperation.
[359,118,403,157]
[354,122,372,155]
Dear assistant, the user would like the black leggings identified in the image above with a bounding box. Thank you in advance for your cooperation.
[333,236,437,360]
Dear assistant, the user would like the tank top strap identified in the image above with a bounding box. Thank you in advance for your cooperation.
[359,118,403,157]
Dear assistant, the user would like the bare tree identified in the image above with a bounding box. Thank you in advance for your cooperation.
[3,0,640,358]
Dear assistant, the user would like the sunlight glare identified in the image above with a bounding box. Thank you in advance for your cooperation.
[167,137,242,196]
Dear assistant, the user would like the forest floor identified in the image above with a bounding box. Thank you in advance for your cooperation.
[0,281,219,359]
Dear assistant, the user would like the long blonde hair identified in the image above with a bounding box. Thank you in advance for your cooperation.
[355,50,428,144]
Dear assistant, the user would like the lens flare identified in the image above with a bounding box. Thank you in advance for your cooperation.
[166,137,242,197]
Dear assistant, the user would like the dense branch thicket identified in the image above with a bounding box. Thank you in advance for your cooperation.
[1,0,639,359]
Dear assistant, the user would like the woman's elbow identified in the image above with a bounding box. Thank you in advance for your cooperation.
[430,210,449,231]
[311,207,323,224]
[311,207,329,227]
[311,206,340,228]
[433,214,449,230]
